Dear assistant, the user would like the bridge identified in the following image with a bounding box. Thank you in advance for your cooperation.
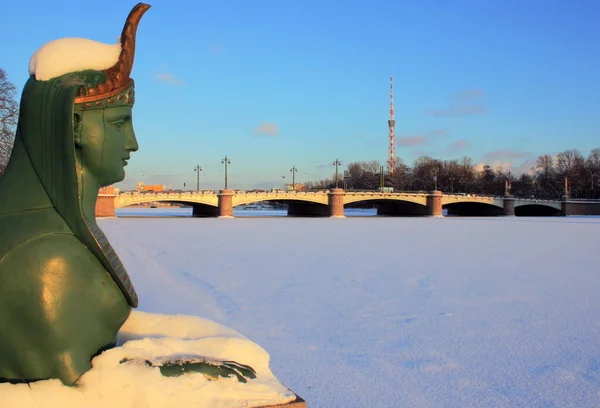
[96,188,600,218]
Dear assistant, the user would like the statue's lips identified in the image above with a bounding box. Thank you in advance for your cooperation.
[122,159,129,166]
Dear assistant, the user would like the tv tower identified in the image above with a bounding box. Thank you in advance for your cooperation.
[388,76,395,176]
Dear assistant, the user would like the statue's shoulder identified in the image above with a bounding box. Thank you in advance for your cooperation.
[0,208,71,259]
[0,210,104,283]
[0,232,101,278]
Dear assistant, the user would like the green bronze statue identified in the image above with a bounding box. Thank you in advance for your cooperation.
[0,3,258,388]
[0,4,150,385]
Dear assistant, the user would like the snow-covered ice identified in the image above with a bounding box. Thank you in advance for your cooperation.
[4,212,600,407]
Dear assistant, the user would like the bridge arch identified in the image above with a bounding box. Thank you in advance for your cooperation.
[343,195,428,216]
[514,203,561,216]
[231,193,328,207]
[115,193,218,209]
[443,201,504,216]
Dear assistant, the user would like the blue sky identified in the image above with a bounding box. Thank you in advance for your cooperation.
[3,0,599,190]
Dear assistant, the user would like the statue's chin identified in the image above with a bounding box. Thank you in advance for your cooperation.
[100,169,126,187]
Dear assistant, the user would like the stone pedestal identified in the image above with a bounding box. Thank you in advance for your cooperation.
[218,189,234,217]
[328,188,345,217]
[426,190,443,217]
[260,395,306,408]
[96,186,117,218]
[503,194,515,216]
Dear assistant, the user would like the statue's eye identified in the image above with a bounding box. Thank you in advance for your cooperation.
[110,119,125,127]
[109,116,131,128]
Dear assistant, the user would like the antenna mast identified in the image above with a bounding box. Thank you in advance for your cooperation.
[388,76,395,176]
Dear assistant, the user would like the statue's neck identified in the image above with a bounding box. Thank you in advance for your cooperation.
[76,163,100,224]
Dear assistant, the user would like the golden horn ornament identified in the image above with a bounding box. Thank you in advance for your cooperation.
[75,3,151,103]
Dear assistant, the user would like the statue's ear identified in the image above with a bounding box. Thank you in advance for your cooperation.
[73,112,83,148]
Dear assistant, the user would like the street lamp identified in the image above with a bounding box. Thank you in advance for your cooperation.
[290,166,297,191]
[194,165,202,192]
[333,158,342,188]
[221,155,231,189]
[281,176,286,189]
[433,174,438,191]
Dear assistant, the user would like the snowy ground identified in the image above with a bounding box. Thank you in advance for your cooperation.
[96,212,600,407]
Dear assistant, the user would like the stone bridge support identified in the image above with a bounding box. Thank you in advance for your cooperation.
[427,191,442,217]
[560,196,600,216]
[503,195,515,216]
[561,195,569,216]
[96,186,117,218]
[328,188,345,217]
[218,189,234,217]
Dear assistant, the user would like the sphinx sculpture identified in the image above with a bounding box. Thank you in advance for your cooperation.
[0,3,261,389]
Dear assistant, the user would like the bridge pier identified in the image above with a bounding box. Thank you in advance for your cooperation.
[328,188,345,217]
[503,195,515,216]
[96,186,117,218]
[561,195,569,216]
[218,189,234,218]
[427,191,443,217]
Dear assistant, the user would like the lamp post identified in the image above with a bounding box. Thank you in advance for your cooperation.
[221,155,231,189]
[194,165,202,192]
[281,176,286,189]
[183,182,186,191]
[333,158,342,188]
[290,166,297,191]
[433,174,438,191]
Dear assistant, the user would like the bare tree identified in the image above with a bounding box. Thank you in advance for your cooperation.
[0,68,18,174]
[536,154,554,177]
[557,149,583,176]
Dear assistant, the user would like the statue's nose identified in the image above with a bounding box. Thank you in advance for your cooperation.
[126,131,139,152]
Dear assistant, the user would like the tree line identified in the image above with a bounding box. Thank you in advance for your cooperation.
[305,149,600,199]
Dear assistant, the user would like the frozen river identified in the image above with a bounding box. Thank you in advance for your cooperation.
[100,211,600,407]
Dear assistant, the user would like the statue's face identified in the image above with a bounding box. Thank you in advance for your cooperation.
[76,105,138,187]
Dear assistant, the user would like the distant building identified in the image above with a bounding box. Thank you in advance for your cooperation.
[136,181,164,192]
[285,183,307,192]
[99,185,117,195]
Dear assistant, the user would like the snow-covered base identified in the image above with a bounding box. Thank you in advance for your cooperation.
[0,311,296,408]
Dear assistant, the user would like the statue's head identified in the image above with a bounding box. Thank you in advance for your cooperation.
[21,3,150,193]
